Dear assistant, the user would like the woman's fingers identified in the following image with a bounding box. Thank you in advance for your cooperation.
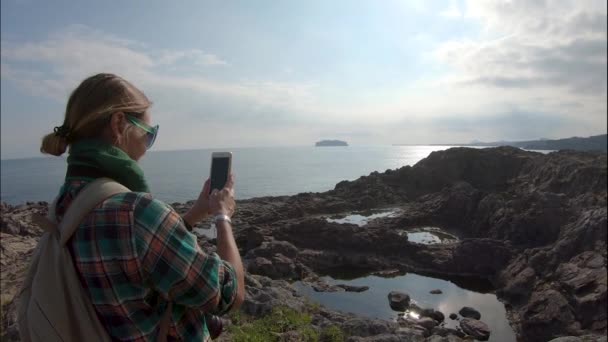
[224,174,235,190]
[202,178,211,195]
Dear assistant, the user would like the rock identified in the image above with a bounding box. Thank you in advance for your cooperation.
[387,291,410,311]
[449,313,458,320]
[241,276,306,317]
[431,326,466,338]
[248,240,299,259]
[416,317,437,331]
[341,318,398,337]
[430,289,443,294]
[458,306,481,320]
[460,318,491,341]
[335,284,370,292]
[420,308,445,322]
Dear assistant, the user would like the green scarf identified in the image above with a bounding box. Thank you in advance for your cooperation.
[66,140,150,192]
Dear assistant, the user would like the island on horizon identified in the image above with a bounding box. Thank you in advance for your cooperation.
[315,139,348,147]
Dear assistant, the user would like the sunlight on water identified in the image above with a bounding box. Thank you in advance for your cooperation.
[1,145,459,204]
[405,227,459,244]
[295,273,516,342]
[326,209,400,226]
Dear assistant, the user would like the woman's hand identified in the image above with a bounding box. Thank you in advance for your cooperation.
[209,174,236,217]
[183,178,212,227]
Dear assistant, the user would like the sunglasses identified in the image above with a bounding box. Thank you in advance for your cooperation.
[124,112,159,149]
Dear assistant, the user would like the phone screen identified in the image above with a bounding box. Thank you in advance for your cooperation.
[210,157,230,193]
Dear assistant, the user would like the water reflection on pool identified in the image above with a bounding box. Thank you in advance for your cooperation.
[326,209,400,226]
[294,273,516,342]
[406,227,458,244]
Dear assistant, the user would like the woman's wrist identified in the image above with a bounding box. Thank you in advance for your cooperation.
[182,209,208,229]
[213,213,232,225]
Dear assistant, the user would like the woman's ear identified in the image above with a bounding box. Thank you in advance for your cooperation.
[110,112,126,145]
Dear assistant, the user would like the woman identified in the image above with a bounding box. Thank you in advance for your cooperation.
[39,73,244,341]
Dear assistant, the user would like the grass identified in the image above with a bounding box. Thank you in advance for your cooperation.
[227,306,345,342]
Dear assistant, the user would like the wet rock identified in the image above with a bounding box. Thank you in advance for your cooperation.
[431,326,466,338]
[387,291,410,311]
[430,289,443,294]
[449,313,458,320]
[458,306,481,320]
[335,284,370,292]
[416,317,438,331]
[420,308,445,323]
[460,318,491,341]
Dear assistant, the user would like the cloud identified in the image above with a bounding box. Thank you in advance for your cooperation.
[436,0,607,95]
[0,24,316,125]
[157,49,228,66]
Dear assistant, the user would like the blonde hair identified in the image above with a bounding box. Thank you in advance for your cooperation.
[40,73,151,156]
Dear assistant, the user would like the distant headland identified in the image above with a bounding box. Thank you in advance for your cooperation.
[315,140,348,147]
[394,134,607,152]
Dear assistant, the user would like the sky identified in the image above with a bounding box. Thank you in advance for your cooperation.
[1,0,607,159]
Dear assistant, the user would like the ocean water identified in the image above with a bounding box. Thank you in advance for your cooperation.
[1,145,459,205]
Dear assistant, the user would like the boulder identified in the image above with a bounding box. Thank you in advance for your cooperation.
[387,291,410,311]
[460,318,491,341]
[416,317,438,331]
[458,306,481,320]
[420,308,445,323]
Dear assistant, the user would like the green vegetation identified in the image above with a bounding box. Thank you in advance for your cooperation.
[320,325,345,342]
[227,306,345,342]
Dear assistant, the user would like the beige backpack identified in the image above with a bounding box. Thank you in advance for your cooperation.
[18,178,173,342]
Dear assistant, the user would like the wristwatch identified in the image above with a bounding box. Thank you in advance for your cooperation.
[214,214,232,225]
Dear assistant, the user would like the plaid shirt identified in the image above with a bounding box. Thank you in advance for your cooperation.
[55,179,238,341]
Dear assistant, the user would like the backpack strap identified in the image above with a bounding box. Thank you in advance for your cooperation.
[58,178,130,246]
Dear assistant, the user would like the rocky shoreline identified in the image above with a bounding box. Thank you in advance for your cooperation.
[2,147,607,341]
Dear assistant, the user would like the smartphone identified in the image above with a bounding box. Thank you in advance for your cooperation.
[209,152,232,194]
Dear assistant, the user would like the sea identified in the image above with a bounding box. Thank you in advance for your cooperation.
[1,145,465,205]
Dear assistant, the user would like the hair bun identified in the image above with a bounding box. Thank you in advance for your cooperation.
[40,131,68,156]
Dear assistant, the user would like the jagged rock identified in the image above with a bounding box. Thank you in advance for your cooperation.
[458,306,481,320]
[459,318,491,341]
[387,291,410,311]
